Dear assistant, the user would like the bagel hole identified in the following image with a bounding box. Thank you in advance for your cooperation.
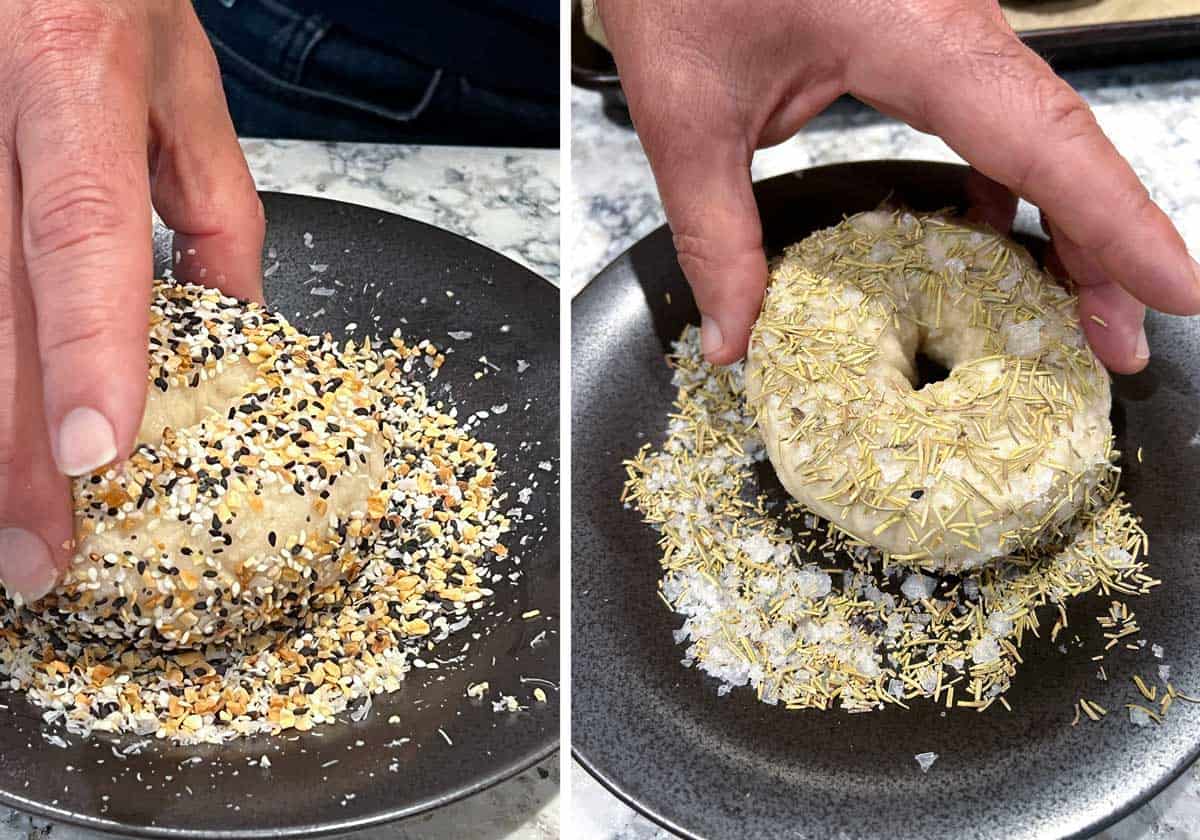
[914,352,951,388]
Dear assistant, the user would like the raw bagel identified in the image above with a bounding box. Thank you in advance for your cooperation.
[35,281,391,649]
[745,210,1112,572]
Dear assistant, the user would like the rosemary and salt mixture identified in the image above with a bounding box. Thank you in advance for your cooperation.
[0,281,526,744]
[623,326,1155,713]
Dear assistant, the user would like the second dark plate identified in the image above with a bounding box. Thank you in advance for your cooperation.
[572,161,1200,840]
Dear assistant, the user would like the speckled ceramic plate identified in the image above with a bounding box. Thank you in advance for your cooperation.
[571,161,1200,840]
[0,193,559,837]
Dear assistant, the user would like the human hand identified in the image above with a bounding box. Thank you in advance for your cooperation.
[0,0,264,601]
[595,0,1200,370]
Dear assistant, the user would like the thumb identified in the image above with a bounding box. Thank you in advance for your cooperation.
[599,1,768,365]
[655,138,766,365]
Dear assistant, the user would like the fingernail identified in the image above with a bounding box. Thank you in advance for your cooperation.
[0,528,59,603]
[700,316,723,358]
[1134,325,1150,361]
[56,407,118,477]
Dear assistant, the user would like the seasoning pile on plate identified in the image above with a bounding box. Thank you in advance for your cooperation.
[0,281,517,744]
[623,326,1152,713]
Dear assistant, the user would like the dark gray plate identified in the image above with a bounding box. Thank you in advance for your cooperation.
[0,192,559,837]
[571,161,1200,840]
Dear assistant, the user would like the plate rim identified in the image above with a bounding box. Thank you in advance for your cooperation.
[257,190,560,291]
[0,742,560,840]
[569,159,1200,840]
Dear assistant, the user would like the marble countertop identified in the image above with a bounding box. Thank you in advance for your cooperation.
[0,140,560,840]
[246,140,560,283]
[571,58,1200,839]
[572,60,1199,292]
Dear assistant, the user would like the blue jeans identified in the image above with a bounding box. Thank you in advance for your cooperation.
[194,0,558,146]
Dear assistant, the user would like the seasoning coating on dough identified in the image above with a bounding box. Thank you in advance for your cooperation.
[38,281,392,648]
[746,210,1112,572]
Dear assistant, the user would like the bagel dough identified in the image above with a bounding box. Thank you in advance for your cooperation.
[35,281,391,648]
[746,210,1112,572]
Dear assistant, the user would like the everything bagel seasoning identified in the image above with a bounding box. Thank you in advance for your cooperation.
[0,281,519,744]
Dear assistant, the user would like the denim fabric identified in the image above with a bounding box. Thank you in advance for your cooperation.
[194,0,558,146]
[284,0,558,96]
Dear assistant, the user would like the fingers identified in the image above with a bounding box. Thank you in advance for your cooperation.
[0,159,72,602]
[968,183,1146,372]
[639,115,767,364]
[598,5,764,364]
[1045,216,1148,374]
[964,169,1017,234]
[877,19,1200,318]
[15,35,153,475]
[661,145,767,365]
[151,7,264,304]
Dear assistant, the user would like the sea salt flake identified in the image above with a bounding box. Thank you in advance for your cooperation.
[914,752,938,773]
[350,697,372,722]
[972,635,1001,664]
[986,611,1014,637]
[901,573,935,602]
[997,266,1021,291]
[1003,319,1043,357]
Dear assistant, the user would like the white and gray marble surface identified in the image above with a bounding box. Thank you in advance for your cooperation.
[245,140,560,283]
[0,140,560,840]
[572,61,1200,292]
[571,58,1200,839]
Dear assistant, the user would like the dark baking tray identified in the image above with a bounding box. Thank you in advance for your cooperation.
[572,0,1200,119]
